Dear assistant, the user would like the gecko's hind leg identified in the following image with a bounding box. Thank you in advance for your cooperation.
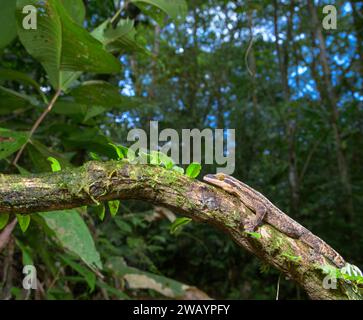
[245,205,267,232]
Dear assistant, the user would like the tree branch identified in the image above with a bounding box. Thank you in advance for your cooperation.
[0,160,360,300]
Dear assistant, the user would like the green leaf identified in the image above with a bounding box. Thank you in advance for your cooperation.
[16,240,34,265]
[0,214,10,230]
[96,281,129,299]
[114,218,133,234]
[0,69,45,100]
[185,162,201,178]
[170,217,192,234]
[0,128,28,160]
[0,86,37,115]
[89,152,101,161]
[281,252,302,263]
[61,0,85,25]
[108,200,120,217]
[104,19,150,55]
[319,264,339,276]
[16,0,62,89]
[172,166,184,174]
[16,0,120,90]
[71,81,126,108]
[47,157,62,172]
[0,0,17,49]
[109,143,128,160]
[131,0,188,21]
[105,256,199,299]
[160,153,175,169]
[83,106,107,122]
[94,204,106,221]
[16,214,31,233]
[28,140,71,172]
[244,231,262,239]
[60,254,96,292]
[39,209,103,270]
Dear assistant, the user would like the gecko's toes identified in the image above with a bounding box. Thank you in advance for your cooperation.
[244,218,258,232]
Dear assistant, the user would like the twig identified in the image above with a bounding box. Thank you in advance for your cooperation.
[0,219,17,252]
[12,89,61,166]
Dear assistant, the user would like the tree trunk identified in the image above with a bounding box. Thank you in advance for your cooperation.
[273,0,300,215]
[307,0,354,223]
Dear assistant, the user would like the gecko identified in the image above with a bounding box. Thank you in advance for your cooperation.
[203,173,346,268]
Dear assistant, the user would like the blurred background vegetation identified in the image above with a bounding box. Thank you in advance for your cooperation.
[0,0,362,300]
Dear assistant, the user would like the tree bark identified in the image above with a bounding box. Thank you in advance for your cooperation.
[0,160,360,300]
[273,0,300,216]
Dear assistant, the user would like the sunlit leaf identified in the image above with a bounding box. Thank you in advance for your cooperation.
[94,204,106,221]
[186,162,201,178]
[108,200,120,217]
[16,214,31,233]
[170,217,192,234]
[47,157,62,172]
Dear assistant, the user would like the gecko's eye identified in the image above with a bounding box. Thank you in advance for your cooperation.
[216,173,225,181]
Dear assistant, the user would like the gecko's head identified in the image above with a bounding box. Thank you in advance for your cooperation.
[203,173,225,182]
[203,173,235,193]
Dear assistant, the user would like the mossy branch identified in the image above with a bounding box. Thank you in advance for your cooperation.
[0,160,360,300]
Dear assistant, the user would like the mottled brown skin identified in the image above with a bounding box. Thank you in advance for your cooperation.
[203,173,346,268]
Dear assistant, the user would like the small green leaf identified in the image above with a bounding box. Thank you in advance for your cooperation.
[109,143,129,160]
[170,217,192,234]
[47,157,62,172]
[319,264,339,276]
[16,214,31,233]
[244,231,262,239]
[281,252,302,263]
[108,200,120,217]
[172,166,184,174]
[149,151,162,166]
[0,214,10,230]
[158,152,175,169]
[89,152,101,160]
[186,162,201,178]
[94,204,106,221]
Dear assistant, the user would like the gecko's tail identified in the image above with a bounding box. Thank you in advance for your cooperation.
[301,232,345,268]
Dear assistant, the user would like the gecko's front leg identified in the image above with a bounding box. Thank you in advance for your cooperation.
[244,204,267,232]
